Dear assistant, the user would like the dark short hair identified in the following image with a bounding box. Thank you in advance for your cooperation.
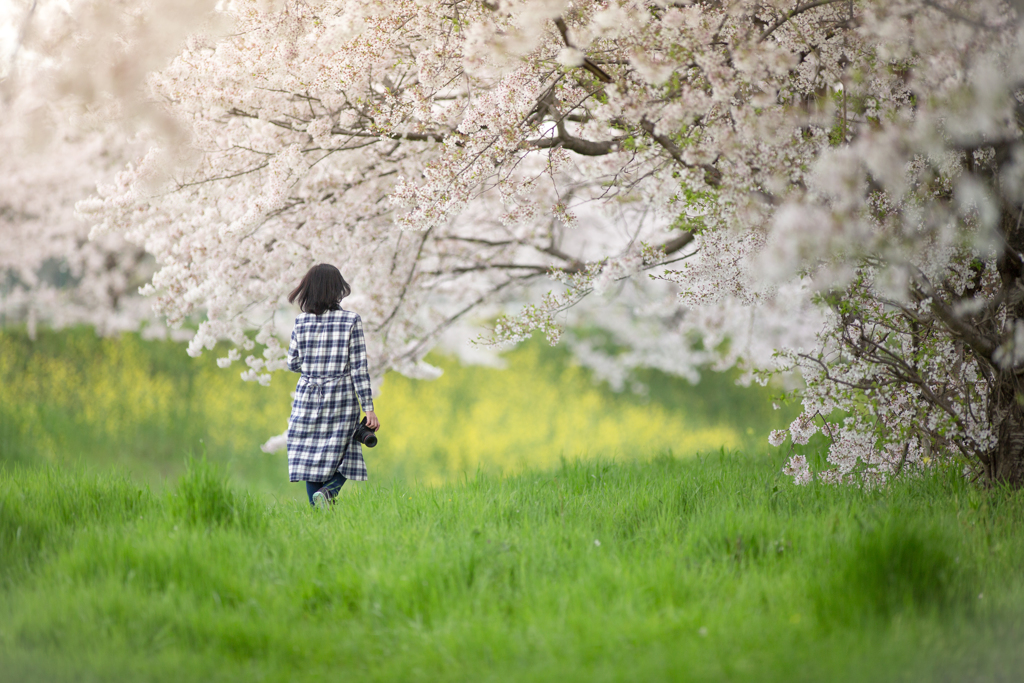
[288,264,351,315]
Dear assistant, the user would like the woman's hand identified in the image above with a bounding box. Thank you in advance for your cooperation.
[365,411,380,431]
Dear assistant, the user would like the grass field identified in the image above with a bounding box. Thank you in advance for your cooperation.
[2,453,1023,682]
[3,327,1022,681]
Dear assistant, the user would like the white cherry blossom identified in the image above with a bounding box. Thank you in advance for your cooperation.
[4,1,1024,485]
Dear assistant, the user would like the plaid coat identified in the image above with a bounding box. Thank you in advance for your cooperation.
[286,308,375,483]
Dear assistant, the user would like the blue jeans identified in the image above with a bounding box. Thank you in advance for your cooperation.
[305,471,347,506]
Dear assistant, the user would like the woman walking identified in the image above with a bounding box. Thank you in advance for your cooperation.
[286,264,379,508]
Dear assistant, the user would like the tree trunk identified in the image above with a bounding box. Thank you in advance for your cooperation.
[985,376,1024,486]
[988,204,1024,486]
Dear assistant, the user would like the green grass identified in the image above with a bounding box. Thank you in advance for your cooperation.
[1,452,1022,682]
[3,326,1019,680]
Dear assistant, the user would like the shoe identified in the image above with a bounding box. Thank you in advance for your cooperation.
[312,489,331,509]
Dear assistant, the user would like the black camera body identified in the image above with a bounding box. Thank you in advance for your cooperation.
[353,416,378,448]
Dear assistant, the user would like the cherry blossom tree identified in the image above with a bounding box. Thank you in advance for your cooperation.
[9,0,1024,485]
[745,1,1024,487]
[0,0,218,335]
[0,108,157,335]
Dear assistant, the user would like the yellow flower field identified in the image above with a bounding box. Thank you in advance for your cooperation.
[0,327,780,497]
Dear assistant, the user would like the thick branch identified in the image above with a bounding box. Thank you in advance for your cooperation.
[438,236,515,247]
[660,231,695,256]
[336,128,450,143]
[543,230,694,275]
[915,280,998,361]
[427,263,553,275]
[525,131,625,156]
[758,0,851,42]
[921,1,1002,31]
[553,17,614,83]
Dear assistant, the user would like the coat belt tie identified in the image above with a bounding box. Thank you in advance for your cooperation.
[299,372,348,419]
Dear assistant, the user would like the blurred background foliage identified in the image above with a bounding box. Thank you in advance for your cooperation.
[0,327,792,501]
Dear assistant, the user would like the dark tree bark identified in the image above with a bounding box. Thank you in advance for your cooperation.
[985,374,1024,485]
[985,207,1024,486]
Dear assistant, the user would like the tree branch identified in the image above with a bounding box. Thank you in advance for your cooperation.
[921,1,1002,31]
[639,118,722,187]
[660,231,695,256]
[426,263,553,275]
[758,0,850,43]
[914,278,998,361]
[553,17,614,83]
[526,132,624,156]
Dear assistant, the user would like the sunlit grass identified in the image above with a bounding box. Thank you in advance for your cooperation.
[2,328,1020,681]
[1,454,1021,682]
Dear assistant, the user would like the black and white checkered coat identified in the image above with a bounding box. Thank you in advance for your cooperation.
[286,308,375,482]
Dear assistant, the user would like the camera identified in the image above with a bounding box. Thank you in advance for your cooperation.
[353,416,378,448]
